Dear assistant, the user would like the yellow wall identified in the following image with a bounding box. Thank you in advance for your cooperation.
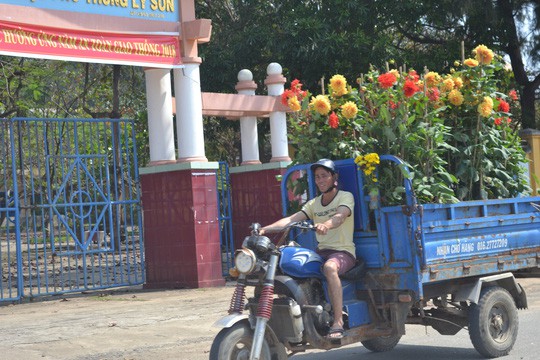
[520,129,540,195]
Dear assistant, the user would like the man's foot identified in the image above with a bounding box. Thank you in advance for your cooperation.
[326,326,344,340]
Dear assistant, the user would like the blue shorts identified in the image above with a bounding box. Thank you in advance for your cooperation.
[316,249,356,275]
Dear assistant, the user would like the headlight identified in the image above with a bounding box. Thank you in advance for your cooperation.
[235,248,256,274]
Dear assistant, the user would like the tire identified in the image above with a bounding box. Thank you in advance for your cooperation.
[469,286,519,358]
[361,334,401,352]
[209,322,272,360]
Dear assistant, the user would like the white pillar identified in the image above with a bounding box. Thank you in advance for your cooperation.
[144,68,176,165]
[173,61,207,162]
[236,69,261,165]
[264,63,290,162]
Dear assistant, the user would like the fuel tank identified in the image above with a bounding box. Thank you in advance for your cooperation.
[279,247,324,278]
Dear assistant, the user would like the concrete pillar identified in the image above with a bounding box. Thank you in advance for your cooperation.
[236,69,260,165]
[264,63,291,162]
[173,60,208,162]
[144,68,176,165]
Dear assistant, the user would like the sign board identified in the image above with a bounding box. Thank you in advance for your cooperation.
[0,0,182,67]
[1,0,178,22]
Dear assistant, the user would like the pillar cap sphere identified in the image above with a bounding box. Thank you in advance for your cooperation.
[267,63,282,76]
[238,69,253,82]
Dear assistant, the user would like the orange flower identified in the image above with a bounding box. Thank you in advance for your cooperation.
[474,45,494,65]
[288,96,301,112]
[310,95,331,115]
[424,72,441,87]
[464,58,479,67]
[478,96,493,117]
[330,74,348,96]
[378,72,397,89]
[448,89,464,106]
[443,77,455,91]
[341,101,358,119]
[453,77,463,88]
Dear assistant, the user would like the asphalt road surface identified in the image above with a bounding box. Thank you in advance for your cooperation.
[0,277,539,360]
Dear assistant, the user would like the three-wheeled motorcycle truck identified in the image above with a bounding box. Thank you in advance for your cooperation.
[211,156,540,359]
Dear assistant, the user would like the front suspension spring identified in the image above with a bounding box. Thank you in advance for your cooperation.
[228,282,247,314]
[256,285,274,319]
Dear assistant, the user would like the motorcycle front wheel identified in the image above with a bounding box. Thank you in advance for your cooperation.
[209,322,272,360]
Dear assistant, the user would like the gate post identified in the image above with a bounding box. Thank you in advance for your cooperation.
[265,63,291,163]
[144,68,176,165]
[236,69,261,165]
[140,163,225,288]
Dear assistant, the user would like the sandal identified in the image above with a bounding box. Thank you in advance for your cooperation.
[326,327,344,340]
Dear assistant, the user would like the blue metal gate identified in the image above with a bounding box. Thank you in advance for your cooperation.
[217,161,234,276]
[1,118,144,303]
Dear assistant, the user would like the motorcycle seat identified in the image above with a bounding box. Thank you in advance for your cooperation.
[340,258,366,281]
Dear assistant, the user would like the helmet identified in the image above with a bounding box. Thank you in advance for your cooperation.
[310,158,336,174]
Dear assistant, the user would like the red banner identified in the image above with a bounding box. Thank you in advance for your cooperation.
[0,21,181,68]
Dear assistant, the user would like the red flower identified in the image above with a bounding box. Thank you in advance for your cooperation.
[403,79,420,98]
[494,117,503,126]
[497,98,510,113]
[427,87,440,102]
[388,100,398,109]
[328,112,339,129]
[508,89,518,101]
[378,72,397,89]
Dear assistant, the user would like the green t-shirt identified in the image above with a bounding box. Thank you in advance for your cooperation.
[301,190,355,257]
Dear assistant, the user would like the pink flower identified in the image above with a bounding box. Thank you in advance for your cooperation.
[427,87,440,102]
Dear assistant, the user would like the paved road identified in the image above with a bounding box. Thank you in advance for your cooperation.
[0,277,539,360]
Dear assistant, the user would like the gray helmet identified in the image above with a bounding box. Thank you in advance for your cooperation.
[310,158,336,174]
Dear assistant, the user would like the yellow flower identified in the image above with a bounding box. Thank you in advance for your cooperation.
[464,58,479,67]
[454,60,461,67]
[453,77,463,88]
[329,74,348,96]
[448,89,464,106]
[424,72,441,87]
[310,95,331,115]
[474,44,494,65]
[443,77,455,91]
[477,96,493,117]
[389,69,401,79]
[288,96,301,112]
[341,101,358,119]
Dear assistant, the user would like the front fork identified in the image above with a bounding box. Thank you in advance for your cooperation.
[250,253,279,360]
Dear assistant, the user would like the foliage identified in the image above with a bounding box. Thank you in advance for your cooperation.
[284,46,530,204]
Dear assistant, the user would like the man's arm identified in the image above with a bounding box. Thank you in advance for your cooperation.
[260,211,308,235]
[314,205,351,235]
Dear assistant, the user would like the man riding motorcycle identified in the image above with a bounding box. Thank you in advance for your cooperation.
[260,158,356,339]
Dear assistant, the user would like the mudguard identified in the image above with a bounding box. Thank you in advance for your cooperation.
[213,313,249,329]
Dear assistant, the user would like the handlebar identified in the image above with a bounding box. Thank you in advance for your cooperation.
[250,221,314,248]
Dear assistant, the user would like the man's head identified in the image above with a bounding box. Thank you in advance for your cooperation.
[311,159,337,194]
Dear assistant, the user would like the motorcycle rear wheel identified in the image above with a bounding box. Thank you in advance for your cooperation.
[210,322,272,360]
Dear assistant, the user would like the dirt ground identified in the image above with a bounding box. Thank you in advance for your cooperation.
[0,283,237,360]
[1,278,540,360]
